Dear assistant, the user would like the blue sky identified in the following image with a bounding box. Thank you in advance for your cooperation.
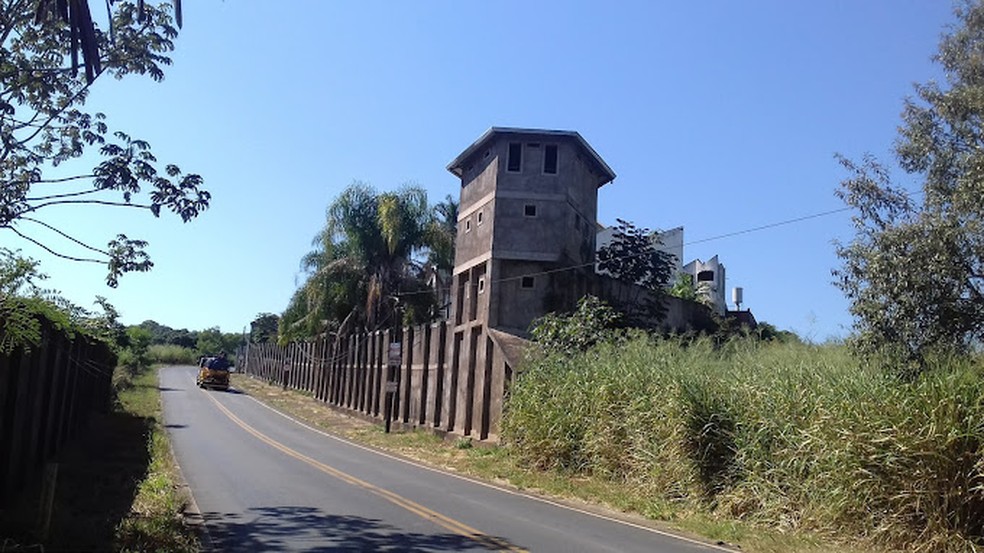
[15,1,957,340]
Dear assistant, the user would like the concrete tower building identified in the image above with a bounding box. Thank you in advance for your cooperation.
[442,128,614,439]
[446,127,615,335]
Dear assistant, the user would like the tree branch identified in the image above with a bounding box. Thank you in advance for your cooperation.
[19,216,109,255]
[21,172,97,189]
[11,68,102,153]
[25,188,101,201]
[2,225,106,264]
[21,198,153,215]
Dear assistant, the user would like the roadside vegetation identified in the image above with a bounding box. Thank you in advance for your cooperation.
[504,335,984,553]
[0,249,206,551]
[111,363,199,553]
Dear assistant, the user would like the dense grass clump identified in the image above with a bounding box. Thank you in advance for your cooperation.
[147,344,198,365]
[501,336,984,552]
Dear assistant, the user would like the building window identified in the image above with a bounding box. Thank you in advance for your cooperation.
[697,270,715,282]
[465,219,472,233]
[524,204,537,217]
[544,144,558,174]
[507,142,522,172]
[478,277,486,294]
[520,276,535,289]
[477,211,483,225]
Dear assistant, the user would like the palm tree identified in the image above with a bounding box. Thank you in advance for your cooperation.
[423,195,458,318]
[281,182,436,341]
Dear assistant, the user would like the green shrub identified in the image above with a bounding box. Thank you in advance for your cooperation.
[502,336,984,552]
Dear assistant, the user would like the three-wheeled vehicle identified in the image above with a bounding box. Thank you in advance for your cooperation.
[196,354,232,391]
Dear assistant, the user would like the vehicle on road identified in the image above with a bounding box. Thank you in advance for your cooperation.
[196,353,232,391]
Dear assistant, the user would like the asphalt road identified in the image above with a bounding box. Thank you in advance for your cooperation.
[160,366,730,552]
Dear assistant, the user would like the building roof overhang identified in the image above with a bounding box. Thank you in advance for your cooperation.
[446,127,616,186]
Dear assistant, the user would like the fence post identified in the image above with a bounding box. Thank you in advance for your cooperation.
[384,329,401,433]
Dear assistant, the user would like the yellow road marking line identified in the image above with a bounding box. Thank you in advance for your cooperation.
[202,391,525,552]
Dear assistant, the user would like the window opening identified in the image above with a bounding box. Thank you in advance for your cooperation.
[465,219,472,232]
[477,211,483,225]
[697,270,715,282]
[507,142,522,172]
[520,276,535,289]
[524,204,537,217]
[478,277,486,294]
[544,144,558,174]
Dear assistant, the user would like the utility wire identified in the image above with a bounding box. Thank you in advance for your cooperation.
[392,203,856,298]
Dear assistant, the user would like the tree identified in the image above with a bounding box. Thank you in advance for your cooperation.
[1,1,208,287]
[34,1,184,84]
[834,1,984,367]
[529,295,622,356]
[250,312,278,343]
[280,182,438,341]
[0,247,47,297]
[423,194,457,316]
[195,326,239,355]
[597,219,675,327]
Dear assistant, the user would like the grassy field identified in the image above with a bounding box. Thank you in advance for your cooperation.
[503,337,984,553]
[0,365,199,552]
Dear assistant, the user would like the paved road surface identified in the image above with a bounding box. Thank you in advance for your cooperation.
[160,366,730,552]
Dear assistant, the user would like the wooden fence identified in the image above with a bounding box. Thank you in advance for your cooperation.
[0,319,115,504]
[240,320,522,442]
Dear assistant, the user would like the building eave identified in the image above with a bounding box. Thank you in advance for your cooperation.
[446,127,616,186]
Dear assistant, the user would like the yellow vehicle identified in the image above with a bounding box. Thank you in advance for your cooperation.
[196,354,231,391]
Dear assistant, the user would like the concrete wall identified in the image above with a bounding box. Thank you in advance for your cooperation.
[241,320,522,443]
[596,275,717,333]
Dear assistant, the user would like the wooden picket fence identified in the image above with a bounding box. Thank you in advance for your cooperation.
[0,319,115,504]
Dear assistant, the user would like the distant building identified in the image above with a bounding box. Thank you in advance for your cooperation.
[683,255,727,315]
[595,225,684,277]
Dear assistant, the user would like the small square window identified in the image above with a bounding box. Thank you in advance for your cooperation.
[524,204,537,217]
[507,142,522,172]
[520,276,535,289]
[544,144,558,174]
[478,277,486,294]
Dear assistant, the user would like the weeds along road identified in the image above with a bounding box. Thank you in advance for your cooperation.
[159,366,727,552]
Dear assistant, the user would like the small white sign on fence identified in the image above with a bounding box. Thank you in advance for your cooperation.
[387,342,401,367]
[385,382,399,393]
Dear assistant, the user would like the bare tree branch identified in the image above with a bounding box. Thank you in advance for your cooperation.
[3,225,105,264]
[20,216,109,255]
[21,198,153,214]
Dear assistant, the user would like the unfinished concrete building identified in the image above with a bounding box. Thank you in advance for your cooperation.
[443,127,615,438]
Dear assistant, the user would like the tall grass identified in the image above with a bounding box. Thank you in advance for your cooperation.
[501,336,984,552]
[147,344,198,365]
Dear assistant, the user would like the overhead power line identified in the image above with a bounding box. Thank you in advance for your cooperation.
[393,203,856,298]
